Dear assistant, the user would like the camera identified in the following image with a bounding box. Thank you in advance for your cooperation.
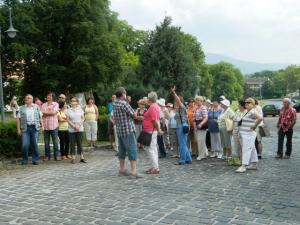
[238,120,242,126]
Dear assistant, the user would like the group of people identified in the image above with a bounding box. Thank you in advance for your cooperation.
[112,87,297,178]
[15,87,297,177]
[16,93,99,165]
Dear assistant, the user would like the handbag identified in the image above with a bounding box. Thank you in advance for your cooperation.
[196,120,208,130]
[225,118,234,132]
[179,109,189,134]
[259,124,270,137]
[137,131,152,146]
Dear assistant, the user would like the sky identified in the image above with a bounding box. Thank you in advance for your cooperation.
[110,0,300,64]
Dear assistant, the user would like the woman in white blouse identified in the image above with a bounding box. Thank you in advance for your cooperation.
[67,97,86,164]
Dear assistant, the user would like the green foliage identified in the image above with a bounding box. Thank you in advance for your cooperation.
[208,62,244,100]
[98,114,109,141]
[0,120,22,159]
[1,0,124,99]
[139,17,205,99]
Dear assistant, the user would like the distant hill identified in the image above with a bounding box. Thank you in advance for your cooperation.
[205,53,290,75]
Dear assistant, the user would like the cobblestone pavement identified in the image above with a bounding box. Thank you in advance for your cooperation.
[0,117,300,225]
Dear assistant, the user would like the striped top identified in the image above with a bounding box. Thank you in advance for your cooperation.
[239,109,258,132]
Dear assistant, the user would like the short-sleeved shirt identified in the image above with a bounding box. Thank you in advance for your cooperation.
[168,110,177,129]
[194,105,208,122]
[175,106,188,126]
[218,108,234,129]
[239,109,258,133]
[279,106,297,132]
[58,110,68,131]
[142,103,160,132]
[113,99,135,137]
[41,102,59,130]
[67,107,84,133]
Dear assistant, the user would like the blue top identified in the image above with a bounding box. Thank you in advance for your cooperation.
[108,102,113,116]
[207,108,223,133]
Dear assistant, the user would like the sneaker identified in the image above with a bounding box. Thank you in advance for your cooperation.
[275,154,283,159]
[217,153,223,159]
[283,155,290,159]
[236,165,247,173]
[196,156,202,161]
[32,162,39,165]
[210,152,216,158]
[247,164,257,170]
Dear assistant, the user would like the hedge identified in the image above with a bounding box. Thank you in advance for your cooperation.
[0,120,22,159]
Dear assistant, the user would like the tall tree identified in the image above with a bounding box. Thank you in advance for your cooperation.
[1,0,124,98]
[139,17,205,99]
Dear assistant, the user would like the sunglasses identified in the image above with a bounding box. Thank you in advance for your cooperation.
[245,102,252,104]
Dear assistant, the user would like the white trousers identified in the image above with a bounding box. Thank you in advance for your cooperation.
[240,131,258,165]
[144,131,159,169]
[84,121,98,141]
[195,130,208,158]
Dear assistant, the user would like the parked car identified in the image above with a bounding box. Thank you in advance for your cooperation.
[293,103,300,113]
[262,104,281,117]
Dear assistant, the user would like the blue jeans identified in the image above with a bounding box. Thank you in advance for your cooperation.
[44,128,59,159]
[177,125,192,164]
[118,132,137,161]
[22,125,39,164]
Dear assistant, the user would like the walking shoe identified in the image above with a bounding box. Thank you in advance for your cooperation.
[129,173,143,179]
[174,162,184,165]
[196,156,203,161]
[246,164,257,170]
[275,154,283,159]
[210,152,216,158]
[80,159,87,163]
[283,155,290,159]
[32,162,39,165]
[236,165,247,173]
[217,153,223,159]
[119,170,130,176]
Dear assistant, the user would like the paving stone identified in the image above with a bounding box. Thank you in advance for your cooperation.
[0,116,299,225]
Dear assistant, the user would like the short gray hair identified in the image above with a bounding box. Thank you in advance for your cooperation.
[148,91,158,102]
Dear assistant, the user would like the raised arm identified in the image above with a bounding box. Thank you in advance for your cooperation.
[171,86,184,108]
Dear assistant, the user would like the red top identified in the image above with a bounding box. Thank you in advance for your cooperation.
[142,103,160,132]
[279,106,297,132]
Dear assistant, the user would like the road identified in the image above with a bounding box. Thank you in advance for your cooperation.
[0,116,299,225]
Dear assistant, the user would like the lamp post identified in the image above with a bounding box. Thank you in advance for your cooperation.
[0,7,17,122]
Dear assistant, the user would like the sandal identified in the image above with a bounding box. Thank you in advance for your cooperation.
[147,168,160,174]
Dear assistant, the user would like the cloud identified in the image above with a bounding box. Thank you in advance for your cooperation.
[111,0,300,63]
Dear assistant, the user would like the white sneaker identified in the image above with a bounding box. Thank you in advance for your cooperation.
[247,164,258,170]
[196,156,202,161]
[236,165,247,173]
[217,153,223,159]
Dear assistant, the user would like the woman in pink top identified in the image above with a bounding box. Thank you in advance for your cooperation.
[142,92,162,174]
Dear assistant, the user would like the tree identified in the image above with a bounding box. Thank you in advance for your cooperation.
[1,0,124,99]
[208,62,244,100]
[139,17,205,99]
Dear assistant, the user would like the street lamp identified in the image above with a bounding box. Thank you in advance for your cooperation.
[0,7,18,122]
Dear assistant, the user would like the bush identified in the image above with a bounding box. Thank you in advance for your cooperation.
[98,114,109,141]
[0,120,22,159]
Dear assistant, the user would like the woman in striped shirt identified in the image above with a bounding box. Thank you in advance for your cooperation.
[236,98,262,173]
